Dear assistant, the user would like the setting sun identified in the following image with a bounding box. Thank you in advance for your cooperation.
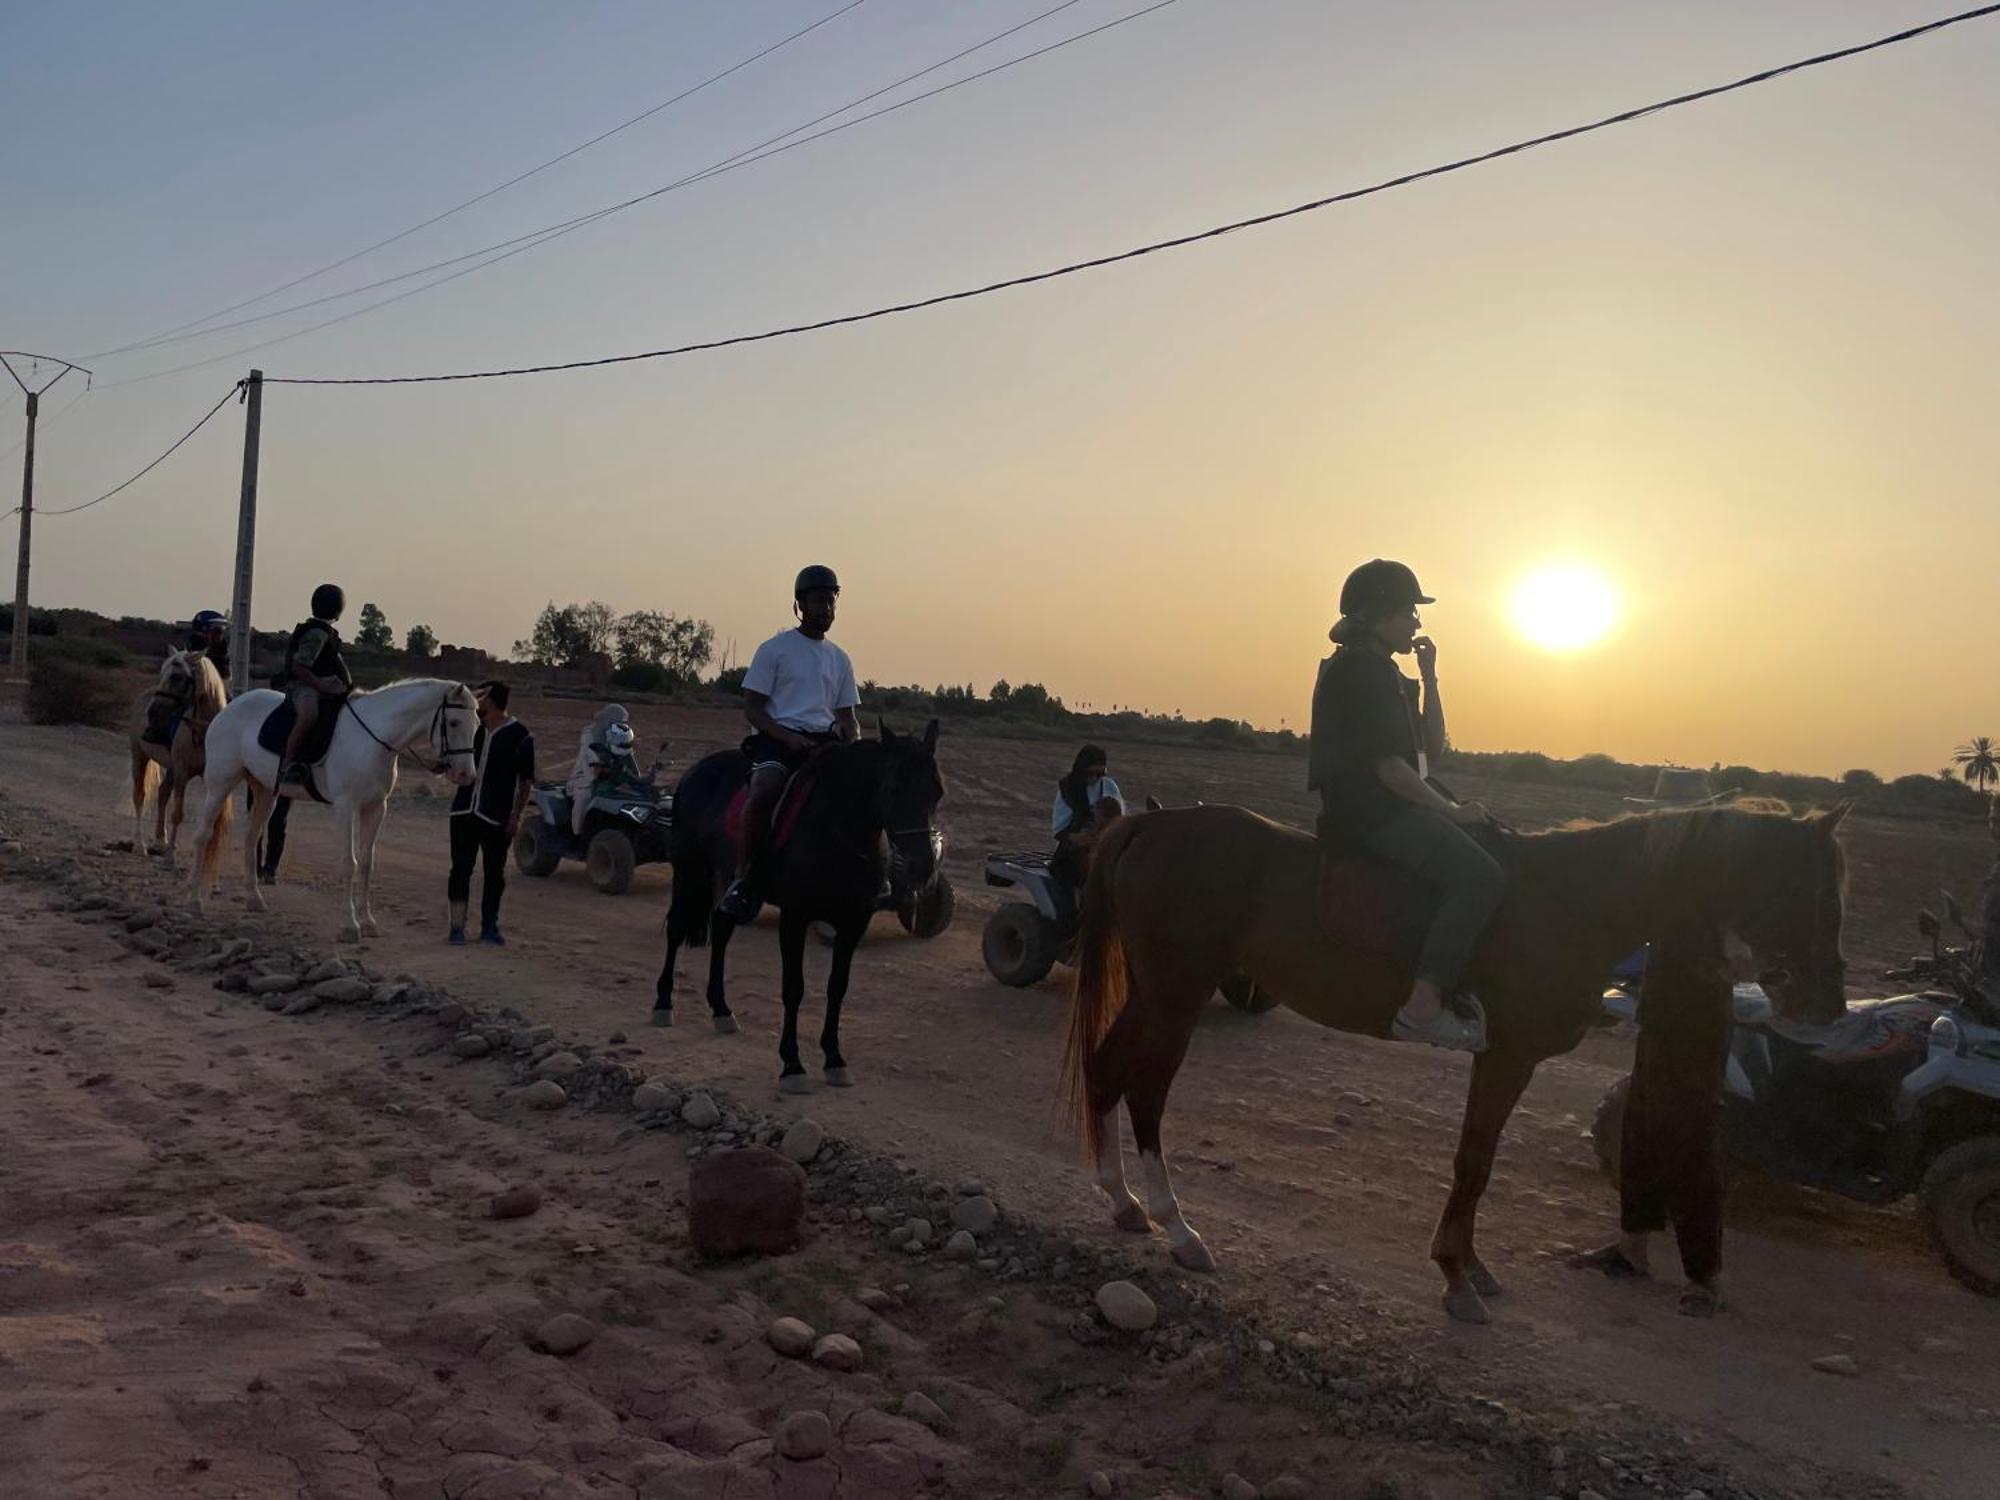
[1509,564,1620,653]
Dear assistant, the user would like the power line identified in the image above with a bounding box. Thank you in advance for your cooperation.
[268,2,2000,388]
[84,0,873,361]
[97,0,1135,380]
[4,384,240,519]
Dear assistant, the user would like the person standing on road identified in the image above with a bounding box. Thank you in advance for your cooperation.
[1309,559,1503,1052]
[448,681,535,947]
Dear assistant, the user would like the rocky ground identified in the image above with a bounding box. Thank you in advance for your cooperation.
[0,780,1941,1500]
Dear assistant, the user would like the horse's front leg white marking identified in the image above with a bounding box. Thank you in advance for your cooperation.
[1139,1147,1215,1272]
[355,800,386,937]
[337,805,362,940]
[1097,1110,1149,1233]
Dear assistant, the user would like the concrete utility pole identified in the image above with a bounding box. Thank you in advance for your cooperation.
[2,351,90,677]
[227,370,263,696]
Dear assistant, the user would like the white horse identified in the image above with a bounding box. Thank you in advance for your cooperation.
[187,678,478,939]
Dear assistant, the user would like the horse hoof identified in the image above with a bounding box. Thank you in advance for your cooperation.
[712,1014,739,1036]
[651,1009,674,1029]
[1468,1263,1505,1299]
[779,1074,812,1095]
[1169,1237,1217,1273]
[1112,1201,1151,1235]
[1678,1283,1725,1318]
[1442,1285,1491,1324]
[823,1066,853,1088]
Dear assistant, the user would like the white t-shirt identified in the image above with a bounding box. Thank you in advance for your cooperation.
[1052,775,1123,835]
[742,628,859,733]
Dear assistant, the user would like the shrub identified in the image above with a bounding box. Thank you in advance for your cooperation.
[28,654,123,728]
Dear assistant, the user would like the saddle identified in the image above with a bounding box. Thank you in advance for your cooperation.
[141,692,183,749]
[1315,823,1517,966]
[722,758,826,850]
[257,695,345,796]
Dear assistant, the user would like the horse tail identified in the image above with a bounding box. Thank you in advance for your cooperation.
[1064,814,1143,1161]
[133,754,162,815]
[670,857,714,949]
[197,782,235,887]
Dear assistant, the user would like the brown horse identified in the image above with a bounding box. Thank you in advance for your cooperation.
[1062,800,1850,1322]
[127,650,228,864]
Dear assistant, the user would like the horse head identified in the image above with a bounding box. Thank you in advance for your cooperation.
[1720,801,1852,1023]
[156,648,197,700]
[429,683,481,786]
[875,718,945,895]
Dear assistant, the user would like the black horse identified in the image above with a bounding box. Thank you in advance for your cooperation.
[653,721,946,1091]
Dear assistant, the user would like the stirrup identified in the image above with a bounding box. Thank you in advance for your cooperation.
[1392,993,1487,1052]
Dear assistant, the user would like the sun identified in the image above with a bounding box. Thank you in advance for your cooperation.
[1509,564,1620,652]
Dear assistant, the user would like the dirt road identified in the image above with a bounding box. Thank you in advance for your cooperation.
[5,700,1997,1498]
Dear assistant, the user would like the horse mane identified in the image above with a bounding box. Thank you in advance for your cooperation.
[190,655,227,715]
[352,676,476,703]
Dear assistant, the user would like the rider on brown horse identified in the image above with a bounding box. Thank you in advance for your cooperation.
[1309,559,1503,1051]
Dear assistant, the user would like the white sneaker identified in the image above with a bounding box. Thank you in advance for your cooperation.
[1392,996,1487,1052]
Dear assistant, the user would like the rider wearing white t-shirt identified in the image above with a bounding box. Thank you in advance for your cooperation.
[719,564,862,920]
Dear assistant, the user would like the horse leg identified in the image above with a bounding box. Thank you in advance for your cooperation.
[653,923,681,1027]
[1430,1048,1539,1324]
[242,786,276,909]
[354,800,386,937]
[166,757,190,865]
[776,908,810,1093]
[819,915,867,1087]
[706,914,740,1034]
[1117,975,1214,1270]
[153,764,172,853]
[336,805,363,941]
[130,748,149,854]
[1095,1107,1150,1235]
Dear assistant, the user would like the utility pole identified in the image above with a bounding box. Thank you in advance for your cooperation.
[227,370,263,696]
[2,351,89,678]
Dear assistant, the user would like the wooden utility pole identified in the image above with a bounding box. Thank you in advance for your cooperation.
[227,370,263,696]
[2,351,88,677]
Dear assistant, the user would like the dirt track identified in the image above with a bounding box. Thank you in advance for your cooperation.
[5,694,1999,1498]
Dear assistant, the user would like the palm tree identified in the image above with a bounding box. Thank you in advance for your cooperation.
[1953,736,2000,798]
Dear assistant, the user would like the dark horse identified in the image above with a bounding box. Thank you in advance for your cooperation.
[653,721,945,1091]
[1062,800,1850,1322]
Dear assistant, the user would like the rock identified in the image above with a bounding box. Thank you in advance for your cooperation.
[863,1206,891,1225]
[945,1230,978,1259]
[858,1288,894,1312]
[1221,1475,1259,1500]
[124,910,158,932]
[1578,1490,1608,1500]
[1087,1471,1116,1498]
[680,1091,722,1129]
[521,1080,567,1110]
[453,1033,491,1059]
[768,1317,816,1357]
[313,976,372,1004]
[811,1333,863,1372]
[142,971,173,989]
[1263,1481,1307,1500]
[247,972,300,995]
[489,1184,542,1220]
[1811,1353,1861,1377]
[280,994,322,1016]
[955,1178,985,1196]
[777,1410,831,1462]
[950,1195,998,1234]
[780,1118,825,1164]
[687,1146,808,1257]
[903,1217,933,1248]
[535,1313,595,1356]
[533,1050,583,1080]
[631,1082,677,1113]
[1095,1281,1158,1332]
[303,958,350,983]
[899,1391,946,1430]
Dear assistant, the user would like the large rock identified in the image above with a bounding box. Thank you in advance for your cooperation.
[631,1081,677,1113]
[536,1314,596,1356]
[687,1146,807,1257]
[767,1317,816,1357]
[681,1091,722,1129]
[521,1080,567,1110]
[247,972,301,995]
[313,976,373,1004]
[454,1034,492,1059]
[533,1050,583,1080]
[489,1184,542,1220]
[949,1195,998,1234]
[810,1333,863,1372]
[777,1410,831,1462]
[780,1118,825,1164]
[1095,1281,1158,1332]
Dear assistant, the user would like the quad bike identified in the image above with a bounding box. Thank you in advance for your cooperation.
[514,779,673,896]
[1593,895,2000,1294]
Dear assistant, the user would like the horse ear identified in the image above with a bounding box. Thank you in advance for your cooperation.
[921,718,939,754]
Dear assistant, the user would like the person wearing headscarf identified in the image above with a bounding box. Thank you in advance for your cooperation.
[568,703,630,837]
[1049,744,1122,918]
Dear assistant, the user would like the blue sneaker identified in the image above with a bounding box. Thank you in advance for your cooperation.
[448,926,466,947]
[479,927,505,947]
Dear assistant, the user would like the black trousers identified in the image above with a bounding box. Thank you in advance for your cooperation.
[246,788,290,874]
[448,815,510,930]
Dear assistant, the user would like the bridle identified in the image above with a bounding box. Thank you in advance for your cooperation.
[343,687,477,775]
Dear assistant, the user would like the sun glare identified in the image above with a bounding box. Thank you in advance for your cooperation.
[1509,564,1620,653]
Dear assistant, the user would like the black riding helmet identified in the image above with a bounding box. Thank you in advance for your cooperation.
[794,564,840,597]
[311,583,346,619]
[1338,559,1433,618]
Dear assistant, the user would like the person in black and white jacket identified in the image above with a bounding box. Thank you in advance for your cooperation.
[449,680,535,946]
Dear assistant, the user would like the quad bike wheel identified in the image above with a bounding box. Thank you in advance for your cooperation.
[513,819,562,877]
[586,829,636,895]
[983,902,1060,988]
[1920,1136,2000,1295]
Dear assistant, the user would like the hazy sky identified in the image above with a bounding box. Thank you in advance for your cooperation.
[5,1,1995,778]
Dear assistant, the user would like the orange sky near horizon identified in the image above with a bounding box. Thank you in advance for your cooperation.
[7,2,1996,781]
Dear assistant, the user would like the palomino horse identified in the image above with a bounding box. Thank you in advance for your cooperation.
[126,650,228,863]
[187,679,478,939]
[653,722,946,1091]
[1062,801,1850,1322]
